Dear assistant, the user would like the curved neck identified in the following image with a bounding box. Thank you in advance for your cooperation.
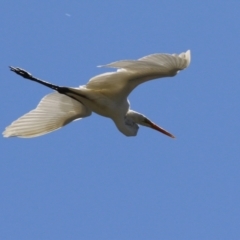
[113,116,139,137]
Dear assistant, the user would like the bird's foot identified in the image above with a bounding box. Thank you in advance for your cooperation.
[9,66,33,80]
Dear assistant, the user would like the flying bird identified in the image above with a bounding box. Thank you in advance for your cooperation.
[3,50,191,138]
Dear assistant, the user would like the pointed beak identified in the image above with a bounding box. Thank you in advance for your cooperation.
[144,119,175,138]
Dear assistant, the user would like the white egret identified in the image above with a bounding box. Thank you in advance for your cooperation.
[3,50,191,138]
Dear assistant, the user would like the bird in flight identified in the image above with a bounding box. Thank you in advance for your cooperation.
[3,50,191,138]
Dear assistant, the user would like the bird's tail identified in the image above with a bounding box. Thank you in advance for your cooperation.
[3,92,91,138]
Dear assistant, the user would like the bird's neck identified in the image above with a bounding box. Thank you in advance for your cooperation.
[113,116,139,137]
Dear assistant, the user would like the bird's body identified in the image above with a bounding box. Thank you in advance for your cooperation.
[3,50,191,138]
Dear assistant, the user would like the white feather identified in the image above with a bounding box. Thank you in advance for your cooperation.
[86,50,191,101]
[3,92,91,138]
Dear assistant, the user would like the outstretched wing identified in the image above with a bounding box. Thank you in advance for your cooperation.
[86,50,191,101]
[3,92,91,138]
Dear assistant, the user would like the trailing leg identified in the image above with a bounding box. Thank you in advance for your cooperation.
[9,66,61,92]
[9,66,89,102]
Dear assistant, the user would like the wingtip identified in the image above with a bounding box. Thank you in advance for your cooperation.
[185,50,191,67]
[2,127,13,137]
[2,130,10,138]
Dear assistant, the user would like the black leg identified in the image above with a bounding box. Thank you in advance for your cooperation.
[9,66,88,103]
[9,66,60,92]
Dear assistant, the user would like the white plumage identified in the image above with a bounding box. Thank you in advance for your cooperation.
[3,50,191,138]
[4,93,91,138]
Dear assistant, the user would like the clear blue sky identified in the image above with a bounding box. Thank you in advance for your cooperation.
[1,1,240,239]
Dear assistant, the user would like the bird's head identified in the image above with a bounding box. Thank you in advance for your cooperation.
[126,110,175,138]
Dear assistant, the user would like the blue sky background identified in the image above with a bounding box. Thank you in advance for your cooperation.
[1,1,240,239]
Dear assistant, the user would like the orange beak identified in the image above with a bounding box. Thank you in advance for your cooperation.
[144,119,175,138]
